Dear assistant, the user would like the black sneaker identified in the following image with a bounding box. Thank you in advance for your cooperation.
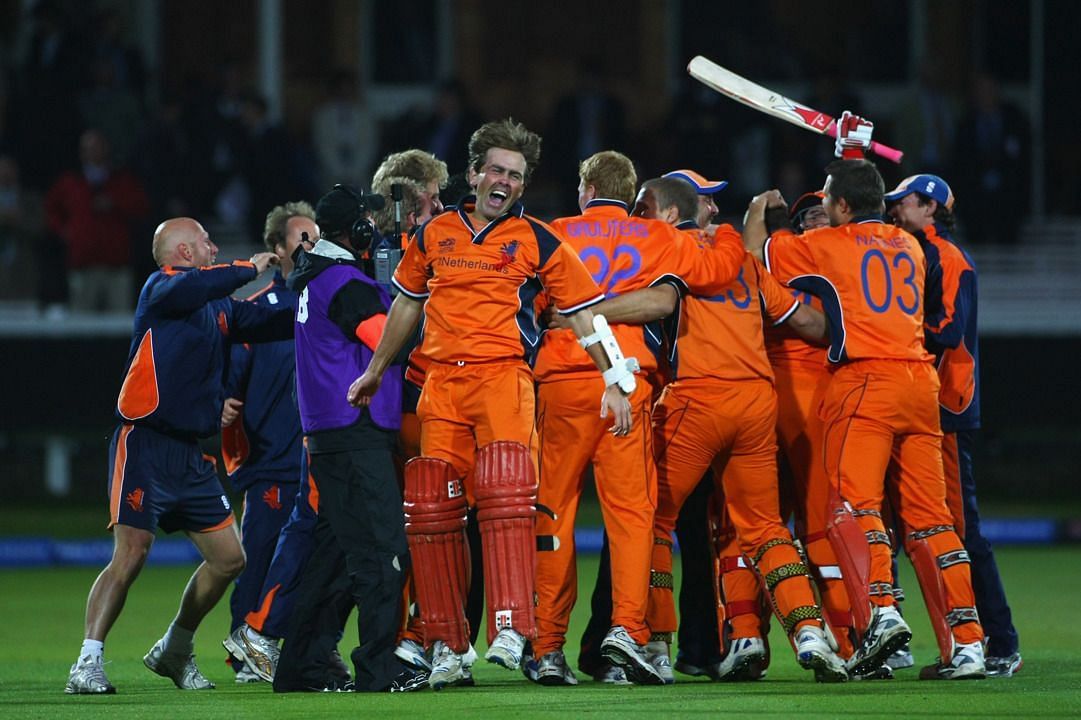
[327,648,352,684]
[388,667,429,693]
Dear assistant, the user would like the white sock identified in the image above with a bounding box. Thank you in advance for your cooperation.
[244,625,269,643]
[80,639,104,661]
[162,622,195,656]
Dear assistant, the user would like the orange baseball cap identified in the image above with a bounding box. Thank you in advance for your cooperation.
[663,169,728,194]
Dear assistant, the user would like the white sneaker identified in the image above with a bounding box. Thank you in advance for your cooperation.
[222,624,279,682]
[144,640,215,689]
[525,650,579,686]
[599,626,664,685]
[485,628,527,670]
[846,605,912,676]
[919,641,987,680]
[886,643,915,670]
[645,640,675,685]
[395,638,432,672]
[796,625,848,683]
[429,641,477,690]
[591,663,632,685]
[235,667,262,683]
[715,637,768,682]
[65,655,115,694]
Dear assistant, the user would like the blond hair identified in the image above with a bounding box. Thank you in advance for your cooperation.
[580,151,637,207]
[263,201,316,252]
[371,176,426,235]
[372,149,449,189]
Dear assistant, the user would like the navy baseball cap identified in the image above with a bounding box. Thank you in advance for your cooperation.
[884,174,955,210]
[316,184,385,235]
[663,169,728,194]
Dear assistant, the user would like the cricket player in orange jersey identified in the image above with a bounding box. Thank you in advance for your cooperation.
[763,191,861,664]
[348,119,639,691]
[744,144,987,680]
[587,177,845,683]
[886,173,1020,678]
[531,153,746,686]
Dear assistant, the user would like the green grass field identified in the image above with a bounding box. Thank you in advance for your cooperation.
[1,546,1079,719]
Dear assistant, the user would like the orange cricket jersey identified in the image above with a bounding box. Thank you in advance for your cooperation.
[533,200,745,382]
[394,198,604,364]
[763,219,933,365]
[671,248,799,383]
[764,289,827,367]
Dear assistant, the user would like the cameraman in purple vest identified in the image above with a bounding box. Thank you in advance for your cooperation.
[273,184,425,693]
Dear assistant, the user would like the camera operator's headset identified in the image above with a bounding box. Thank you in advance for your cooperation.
[334,183,376,251]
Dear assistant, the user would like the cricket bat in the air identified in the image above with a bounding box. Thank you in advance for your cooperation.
[688,56,904,164]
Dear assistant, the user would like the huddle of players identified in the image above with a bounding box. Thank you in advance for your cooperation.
[68,109,1013,695]
[227,111,1006,692]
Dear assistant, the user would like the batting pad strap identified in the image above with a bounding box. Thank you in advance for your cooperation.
[650,570,674,589]
[946,607,980,626]
[764,562,810,591]
[782,605,822,635]
[654,536,674,549]
[752,537,792,566]
[865,530,891,546]
[718,555,749,574]
[908,524,955,541]
[868,582,894,597]
[725,599,760,618]
[937,550,971,569]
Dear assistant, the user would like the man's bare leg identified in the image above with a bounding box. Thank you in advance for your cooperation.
[85,524,155,640]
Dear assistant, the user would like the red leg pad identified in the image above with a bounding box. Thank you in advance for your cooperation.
[904,528,985,659]
[825,492,872,636]
[404,456,470,652]
[474,441,538,644]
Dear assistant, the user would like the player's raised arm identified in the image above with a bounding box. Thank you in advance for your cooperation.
[742,190,788,261]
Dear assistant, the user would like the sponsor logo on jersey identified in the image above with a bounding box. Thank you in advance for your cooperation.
[262,485,282,510]
[493,240,520,272]
[438,238,456,253]
[126,487,145,512]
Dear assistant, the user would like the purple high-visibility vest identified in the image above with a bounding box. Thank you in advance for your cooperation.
[294,264,401,433]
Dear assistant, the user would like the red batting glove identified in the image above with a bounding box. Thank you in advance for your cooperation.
[834,110,874,159]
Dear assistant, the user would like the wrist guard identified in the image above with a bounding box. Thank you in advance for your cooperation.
[579,314,639,393]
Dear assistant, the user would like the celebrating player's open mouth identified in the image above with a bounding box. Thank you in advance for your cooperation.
[487,187,509,210]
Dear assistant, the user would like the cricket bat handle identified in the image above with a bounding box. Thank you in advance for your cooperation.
[825,123,904,164]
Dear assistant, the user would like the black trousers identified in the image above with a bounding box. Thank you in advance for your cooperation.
[275,440,409,692]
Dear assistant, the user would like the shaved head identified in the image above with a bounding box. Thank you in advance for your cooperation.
[152,218,217,267]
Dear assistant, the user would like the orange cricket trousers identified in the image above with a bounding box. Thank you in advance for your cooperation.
[820,359,983,646]
[418,360,538,483]
[773,359,854,655]
[533,376,656,655]
[650,378,821,640]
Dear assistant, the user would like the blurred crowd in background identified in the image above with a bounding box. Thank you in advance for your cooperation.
[0,0,1042,315]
